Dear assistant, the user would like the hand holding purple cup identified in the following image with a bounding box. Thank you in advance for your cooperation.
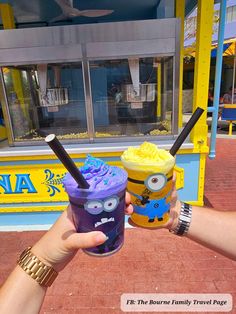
[45,134,127,257]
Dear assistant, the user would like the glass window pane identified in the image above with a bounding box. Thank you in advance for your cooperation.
[232,6,236,21]
[2,63,88,142]
[89,57,174,139]
[226,7,233,23]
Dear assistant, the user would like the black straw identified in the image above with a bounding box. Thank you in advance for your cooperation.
[169,107,204,156]
[45,134,90,189]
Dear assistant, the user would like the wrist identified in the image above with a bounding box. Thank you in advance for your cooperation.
[31,238,61,272]
[31,245,54,268]
[18,247,58,287]
[167,200,181,230]
[31,236,75,273]
[169,202,192,236]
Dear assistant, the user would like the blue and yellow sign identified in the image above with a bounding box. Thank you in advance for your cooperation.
[0,168,67,202]
[0,153,185,213]
[0,163,73,212]
[0,154,124,213]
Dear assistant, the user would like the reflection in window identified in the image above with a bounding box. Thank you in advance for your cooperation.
[2,63,88,142]
[226,5,236,23]
[1,57,176,144]
[89,57,174,138]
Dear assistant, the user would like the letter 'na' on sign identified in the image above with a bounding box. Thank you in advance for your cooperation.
[0,174,37,194]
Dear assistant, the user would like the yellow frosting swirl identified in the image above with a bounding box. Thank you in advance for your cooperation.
[121,142,175,173]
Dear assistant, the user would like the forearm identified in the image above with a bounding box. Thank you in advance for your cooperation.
[0,265,47,314]
[0,206,108,314]
[187,206,236,260]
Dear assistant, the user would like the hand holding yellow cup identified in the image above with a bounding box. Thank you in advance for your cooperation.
[121,107,205,228]
[121,142,175,228]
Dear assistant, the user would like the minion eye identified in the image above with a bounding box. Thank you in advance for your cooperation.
[104,196,119,212]
[145,173,166,192]
[84,200,103,215]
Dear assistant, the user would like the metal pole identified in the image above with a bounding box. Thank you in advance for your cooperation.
[209,0,227,159]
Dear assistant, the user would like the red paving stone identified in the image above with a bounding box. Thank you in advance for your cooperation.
[0,138,236,313]
[204,138,236,210]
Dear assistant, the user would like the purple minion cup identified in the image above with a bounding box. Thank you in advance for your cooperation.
[63,155,128,257]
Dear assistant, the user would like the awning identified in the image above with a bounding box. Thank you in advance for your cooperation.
[211,42,231,57]
[185,38,236,58]
[211,38,236,57]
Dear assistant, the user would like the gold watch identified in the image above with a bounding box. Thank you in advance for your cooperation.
[18,247,58,287]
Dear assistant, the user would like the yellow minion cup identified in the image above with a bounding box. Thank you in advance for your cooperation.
[121,142,175,228]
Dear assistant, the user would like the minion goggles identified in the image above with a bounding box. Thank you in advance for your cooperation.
[128,173,173,192]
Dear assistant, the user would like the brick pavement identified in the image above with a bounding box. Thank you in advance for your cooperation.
[205,138,236,210]
[0,138,236,314]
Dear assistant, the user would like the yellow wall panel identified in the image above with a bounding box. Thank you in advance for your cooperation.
[0,164,69,203]
[0,158,124,209]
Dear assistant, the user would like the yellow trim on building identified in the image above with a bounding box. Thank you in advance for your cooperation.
[175,0,185,128]
[0,125,7,140]
[0,145,210,163]
[191,0,214,148]
[0,206,66,213]
[0,3,15,29]
[224,104,236,109]
[157,63,161,119]
[11,69,30,120]
[197,153,206,206]
[187,200,204,206]
[228,121,236,136]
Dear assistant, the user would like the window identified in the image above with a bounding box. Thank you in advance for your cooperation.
[1,57,175,144]
[232,5,236,22]
[2,63,88,142]
[226,6,236,23]
[89,57,173,139]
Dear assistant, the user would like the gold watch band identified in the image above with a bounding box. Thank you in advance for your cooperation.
[18,247,58,287]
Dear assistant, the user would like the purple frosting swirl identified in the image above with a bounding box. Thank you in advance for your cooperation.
[63,155,127,199]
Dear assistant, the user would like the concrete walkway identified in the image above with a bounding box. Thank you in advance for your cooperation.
[0,137,236,314]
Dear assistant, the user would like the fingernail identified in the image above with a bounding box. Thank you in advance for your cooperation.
[95,233,107,244]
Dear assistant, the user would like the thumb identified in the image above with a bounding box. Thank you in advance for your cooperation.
[65,231,107,250]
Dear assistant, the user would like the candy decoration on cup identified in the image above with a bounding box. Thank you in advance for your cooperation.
[45,134,90,189]
[169,107,204,156]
